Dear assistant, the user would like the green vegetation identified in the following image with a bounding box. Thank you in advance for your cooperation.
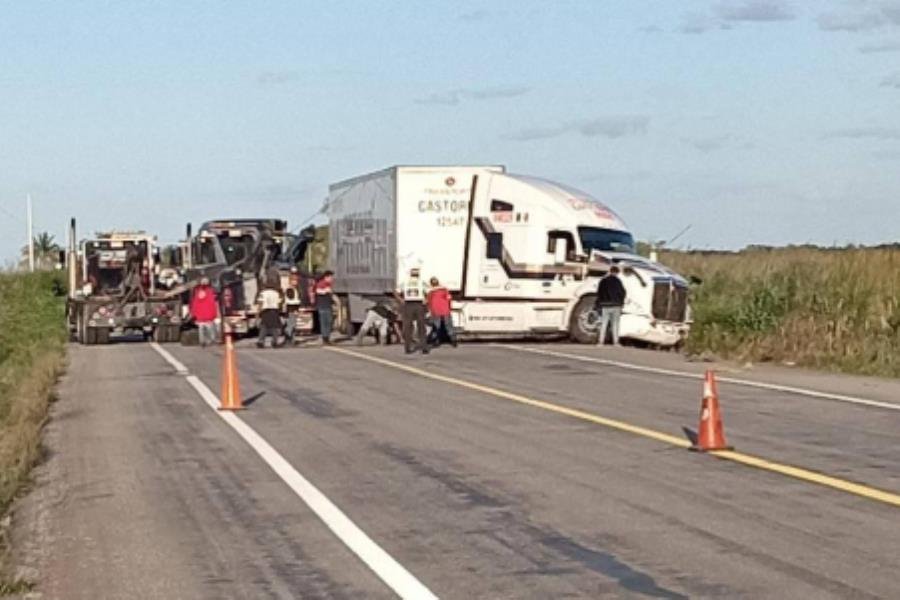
[0,271,67,589]
[662,246,900,377]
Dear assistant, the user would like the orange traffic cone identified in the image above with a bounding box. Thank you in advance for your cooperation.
[219,331,244,411]
[690,370,731,451]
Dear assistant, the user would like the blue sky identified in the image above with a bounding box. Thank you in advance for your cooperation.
[2,0,899,264]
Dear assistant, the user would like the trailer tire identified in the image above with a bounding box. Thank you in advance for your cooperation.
[334,295,353,337]
[569,295,600,344]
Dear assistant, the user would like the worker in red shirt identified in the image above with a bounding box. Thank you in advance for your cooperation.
[189,277,219,347]
[426,277,456,348]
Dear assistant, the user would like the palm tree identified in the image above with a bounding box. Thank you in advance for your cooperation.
[20,232,62,270]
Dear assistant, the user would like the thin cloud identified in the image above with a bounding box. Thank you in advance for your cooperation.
[638,25,664,34]
[859,40,900,52]
[501,116,650,142]
[823,126,900,140]
[817,11,884,31]
[459,10,491,22]
[678,12,731,34]
[256,70,301,86]
[881,72,900,88]
[681,133,753,154]
[714,1,795,22]
[466,85,532,100]
[678,1,793,33]
[817,1,900,32]
[415,91,463,106]
[415,85,530,106]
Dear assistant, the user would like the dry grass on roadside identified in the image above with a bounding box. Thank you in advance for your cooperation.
[661,246,900,377]
[0,272,66,591]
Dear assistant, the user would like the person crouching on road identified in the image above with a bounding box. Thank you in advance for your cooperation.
[315,271,335,345]
[426,277,456,348]
[356,302,397,346]
[595,265,626,346]
[257,282,284,349]
[397,268,429,355]
[189,277,219,347]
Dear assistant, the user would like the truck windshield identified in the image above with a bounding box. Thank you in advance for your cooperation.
[578,227,635,254]
[217,234,255,266]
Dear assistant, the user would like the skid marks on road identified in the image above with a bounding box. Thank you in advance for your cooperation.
[372,440,698,599]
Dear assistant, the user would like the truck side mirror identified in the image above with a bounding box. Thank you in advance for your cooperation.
[553,238,568,265]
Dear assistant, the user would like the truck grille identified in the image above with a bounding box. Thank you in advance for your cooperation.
[651,280,688,322]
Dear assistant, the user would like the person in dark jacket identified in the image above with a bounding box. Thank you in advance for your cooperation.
[315,271,335,344]
[595,265,626,346]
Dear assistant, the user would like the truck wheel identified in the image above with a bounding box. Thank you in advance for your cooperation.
[569,295,600,344]
[95,327,111,345]
[167,325,181,343]
[83,327,98,345]
[335,295,353,336]
[76,311,85,344]
[180,328,200,346]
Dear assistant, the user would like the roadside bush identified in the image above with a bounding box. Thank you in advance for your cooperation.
[0,271,66,586]
[662,246,900,377]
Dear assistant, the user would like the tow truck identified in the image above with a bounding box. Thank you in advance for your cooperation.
[181,219,316,337]
[65,219,182,345]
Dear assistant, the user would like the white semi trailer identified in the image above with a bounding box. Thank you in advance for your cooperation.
[328,165,690,346]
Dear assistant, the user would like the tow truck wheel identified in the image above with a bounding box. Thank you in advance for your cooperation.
[153,325,180,343]
[569,295,600,344]
[75,310,85,344]
[95,327,111,345]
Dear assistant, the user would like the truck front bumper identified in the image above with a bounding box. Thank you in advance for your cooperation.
[620,314,689,347]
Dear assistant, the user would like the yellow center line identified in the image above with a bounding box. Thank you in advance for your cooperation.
[328,347,900,509]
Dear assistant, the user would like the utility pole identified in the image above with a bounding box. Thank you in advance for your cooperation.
[26,194,34,272]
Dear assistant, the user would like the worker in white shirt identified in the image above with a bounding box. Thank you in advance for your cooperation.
[256,283,283,348]
[396,267,429,354]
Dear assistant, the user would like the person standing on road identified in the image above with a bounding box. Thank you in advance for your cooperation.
[595,265,626,346]
[426,277,456,348]
[189,277,219,347]
[356,302,397,346]
[397,267,429,355]
[315,271,335,345]
[256,282,284,349]
[284,266,302,345]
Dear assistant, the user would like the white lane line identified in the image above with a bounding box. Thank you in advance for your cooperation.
[149,342,188,374]
[495,344,900,412]
[149,344,438,600]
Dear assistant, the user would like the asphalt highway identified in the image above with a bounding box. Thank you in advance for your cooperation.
[11,339,900,599]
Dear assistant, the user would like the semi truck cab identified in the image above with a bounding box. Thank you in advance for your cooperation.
[463,172,690,345]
